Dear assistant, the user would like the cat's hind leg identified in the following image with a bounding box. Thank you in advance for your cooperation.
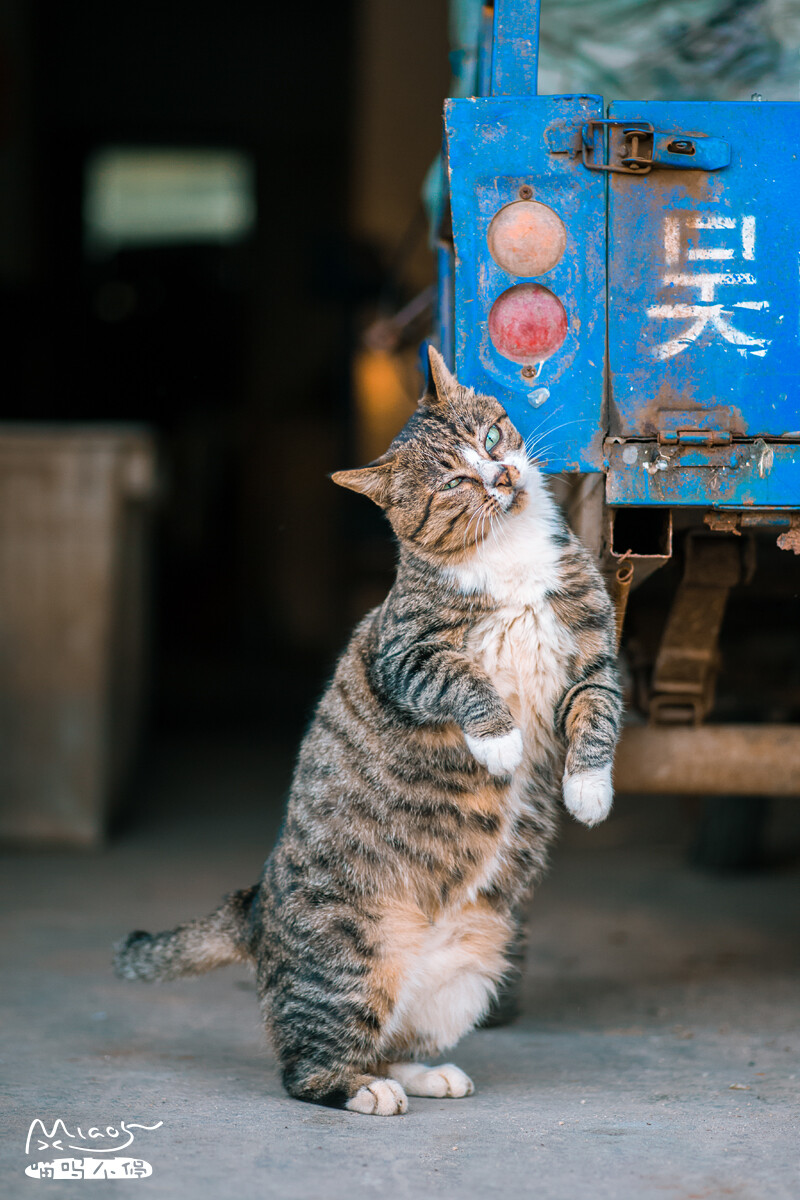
[264,943,409,1115]
[280,1062,408,1116]
[385,1061,474,1098]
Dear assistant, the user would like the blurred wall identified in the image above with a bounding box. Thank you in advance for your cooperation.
[0,0,452,739]
[350,0,449,297]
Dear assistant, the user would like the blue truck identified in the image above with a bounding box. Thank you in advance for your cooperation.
[432,0,800,864]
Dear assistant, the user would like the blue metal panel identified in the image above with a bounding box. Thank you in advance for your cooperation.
[608,101,800,441]
[489,0,540,97]
[445,94,607,472]
[606,442,800,508]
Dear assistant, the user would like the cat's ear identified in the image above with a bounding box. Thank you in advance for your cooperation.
[331,460,393,508]
[423,345,458,409]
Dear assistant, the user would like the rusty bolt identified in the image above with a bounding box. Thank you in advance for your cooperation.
[520,364,537,378]
[518,185,533,200]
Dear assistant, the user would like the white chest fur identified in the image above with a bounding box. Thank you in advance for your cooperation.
[446,483,574,738]
[444,484,574,900]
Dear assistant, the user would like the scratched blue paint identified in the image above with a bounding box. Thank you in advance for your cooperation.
[489,0,539,98]
[445,94,607,472]
[605,443,800,508]
[437,2,800,509]
[608,101,800,443]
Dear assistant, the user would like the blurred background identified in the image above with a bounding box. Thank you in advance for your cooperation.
[0,0,452,844]
[0,0,798,846]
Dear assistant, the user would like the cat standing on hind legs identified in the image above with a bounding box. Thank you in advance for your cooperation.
[114,347,622,1115]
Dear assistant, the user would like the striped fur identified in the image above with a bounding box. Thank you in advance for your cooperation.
[114,348,622,1115]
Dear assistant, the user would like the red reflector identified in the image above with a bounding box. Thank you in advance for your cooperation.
[488,284,568,364]
[487,201,566,277]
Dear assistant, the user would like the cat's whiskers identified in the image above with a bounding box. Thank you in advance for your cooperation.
[461,504,484,552]
[524,421,574,453]
[524,404,581,446]
[475,507,487,550]
[523,408,566,457]
[488,510,503,554]
[524,417,592,461]
[467,510,483,552]
[478,505,492,549]
[487,501,516,559]
[462,499,492,553]
[525,402,565,437]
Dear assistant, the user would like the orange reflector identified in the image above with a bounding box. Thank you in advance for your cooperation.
[487,201,566,277]
[488,284,568,364]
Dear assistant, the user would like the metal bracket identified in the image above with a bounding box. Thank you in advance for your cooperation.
[658,429,733,447]
[649,533,755,726]
[581,120,730,175]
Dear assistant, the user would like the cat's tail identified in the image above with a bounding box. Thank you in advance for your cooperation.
[113,886,257,982]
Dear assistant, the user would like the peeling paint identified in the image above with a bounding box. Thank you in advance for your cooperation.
[445,94,606,472]
[606,441,800,507]
[753,438,774,479]
[608,101,799,457]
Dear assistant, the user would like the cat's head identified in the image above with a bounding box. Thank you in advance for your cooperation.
[332,347,538,561]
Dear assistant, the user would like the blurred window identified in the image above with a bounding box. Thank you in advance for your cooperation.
[84,147,256,251]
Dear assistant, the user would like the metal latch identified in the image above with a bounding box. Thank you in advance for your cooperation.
[581,120,730,175]
[658,428,733,447]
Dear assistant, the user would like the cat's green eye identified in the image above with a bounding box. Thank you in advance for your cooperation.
[485,424,501,452]
[443,477,463,490]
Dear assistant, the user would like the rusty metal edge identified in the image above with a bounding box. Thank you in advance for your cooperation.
[615,724,800,796]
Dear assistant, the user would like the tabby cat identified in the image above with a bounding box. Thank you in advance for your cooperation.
[114,348,622,1115]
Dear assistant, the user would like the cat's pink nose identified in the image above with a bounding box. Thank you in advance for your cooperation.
[492,465,515,490]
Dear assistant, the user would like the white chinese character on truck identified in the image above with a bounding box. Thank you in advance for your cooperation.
[647,214,771,360]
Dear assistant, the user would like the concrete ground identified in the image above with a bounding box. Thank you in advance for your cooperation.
[2,735,799,1200]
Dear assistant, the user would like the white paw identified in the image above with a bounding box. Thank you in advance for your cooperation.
[389,1062,474,1098]
[562,764,613,827]
[465,728,523,776]
[345,1078,408,1116]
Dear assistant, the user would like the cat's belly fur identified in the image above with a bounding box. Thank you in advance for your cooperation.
[458,601,570,899]
[377,604,571,1057]
[376,898,511,1057]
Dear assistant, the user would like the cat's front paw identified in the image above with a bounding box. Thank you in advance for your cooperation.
[562,764,613,826]
[346,1078,408,1116]
[465,728,524,776]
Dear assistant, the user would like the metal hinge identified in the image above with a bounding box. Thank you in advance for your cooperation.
[657,428,733,447]
[581,120,730,175]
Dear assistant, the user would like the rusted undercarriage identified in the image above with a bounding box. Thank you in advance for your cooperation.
[564,478,800,801]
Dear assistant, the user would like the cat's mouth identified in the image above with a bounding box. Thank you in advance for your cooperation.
[484,453,529,515]
[486,481,526,517]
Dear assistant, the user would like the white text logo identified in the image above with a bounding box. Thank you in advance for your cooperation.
[24,1118,163,1182]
